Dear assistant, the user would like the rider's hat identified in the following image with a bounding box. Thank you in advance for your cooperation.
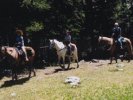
[66,30,71,34]
[114,22,119,26]
[16,29,23,35]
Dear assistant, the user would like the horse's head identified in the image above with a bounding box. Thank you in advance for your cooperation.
[98,36,102,43]
[49,39,65,51]
[0,46,6,55]
[49,39,56,49]
[0,46,7,61]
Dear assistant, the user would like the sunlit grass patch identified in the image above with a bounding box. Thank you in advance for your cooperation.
[1,60,133,100]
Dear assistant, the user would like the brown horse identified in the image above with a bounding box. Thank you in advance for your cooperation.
[98,36,133,64]
[110,37,133,64]
[0,46,36,80]
[98,36,113,50]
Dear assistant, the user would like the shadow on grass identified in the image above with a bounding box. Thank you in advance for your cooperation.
[108,69,119,72]
[45,67,76,75]
[0,70,12,80]
[0,77,30,88]
[0,74,4,80]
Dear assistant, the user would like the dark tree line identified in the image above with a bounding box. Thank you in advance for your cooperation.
[0,0,133,61]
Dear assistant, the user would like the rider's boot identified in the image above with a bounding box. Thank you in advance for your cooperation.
[24,53,29,61]
[120,45,123,49]
[25,57,29,61]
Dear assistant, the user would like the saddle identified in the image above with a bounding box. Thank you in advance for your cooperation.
[66,44,75,55]
[70,44,75,51]
[15,48,25,58]
[115,38,126,49]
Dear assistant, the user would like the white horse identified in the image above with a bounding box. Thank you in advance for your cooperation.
[49,39,79,70]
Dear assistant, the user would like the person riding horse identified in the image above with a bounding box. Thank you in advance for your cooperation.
[112,22,124,49]
[15,29,29,61]
[64,30,71,55]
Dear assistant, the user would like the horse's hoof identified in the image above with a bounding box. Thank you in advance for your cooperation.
[62,68,65,71]
[15,77,18,80]
[60,65,65,70]
[34,73,36,76]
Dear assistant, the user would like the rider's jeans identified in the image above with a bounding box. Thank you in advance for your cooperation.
[118,37,123,48]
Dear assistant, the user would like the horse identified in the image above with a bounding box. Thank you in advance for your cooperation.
[110,37,133,64]
[0,46,36,80]
[49,39,79,70]
[98,36,133,64]
[98,36,113,50]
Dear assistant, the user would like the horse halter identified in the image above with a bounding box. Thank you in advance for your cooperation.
[0,46,7,62]
[0,46,6,54]
[98,36,103,44]
[50,39,55,48]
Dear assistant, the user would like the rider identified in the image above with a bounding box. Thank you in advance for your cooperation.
[15,29,29,61]
[112,22,124,49]
[64,30,71,55]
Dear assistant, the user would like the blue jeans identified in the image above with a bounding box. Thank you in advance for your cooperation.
[118,36,124,48]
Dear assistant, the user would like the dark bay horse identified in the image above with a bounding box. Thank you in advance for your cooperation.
[98,36,133,64]
[0,46,36,80]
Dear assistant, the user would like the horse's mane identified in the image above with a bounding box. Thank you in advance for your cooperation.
[54,39,65,47]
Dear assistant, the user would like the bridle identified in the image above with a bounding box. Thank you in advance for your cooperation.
[50,40,56,48]
[50,39,66,52]
[0,46,7,62]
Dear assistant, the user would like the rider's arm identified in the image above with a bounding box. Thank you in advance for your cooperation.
[119,27,122,35]
[112,33,114,38]
[111,28,115,38]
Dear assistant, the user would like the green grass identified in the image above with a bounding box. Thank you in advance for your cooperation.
[1,60,133,100]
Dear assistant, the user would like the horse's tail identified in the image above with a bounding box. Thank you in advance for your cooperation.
[25,46,35,57]
[128,39,133,55]
[125,38,133,56]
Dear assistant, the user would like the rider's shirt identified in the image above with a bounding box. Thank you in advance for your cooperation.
[16,35,24,47]
[112,26,122,39]
[65,34,71,43]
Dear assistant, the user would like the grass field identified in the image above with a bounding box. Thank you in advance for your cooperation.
[1,60,133,100]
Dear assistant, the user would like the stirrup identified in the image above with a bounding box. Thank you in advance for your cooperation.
[25,58,29,61]
[120,46,123,49]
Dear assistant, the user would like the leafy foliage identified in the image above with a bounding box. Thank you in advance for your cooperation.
[26,21,44,32]
[0,0,133,47]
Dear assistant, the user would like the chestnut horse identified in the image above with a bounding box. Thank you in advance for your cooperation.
[98,36,113,50]
[0,46,36,80]
[98,36,133,64]
[110,37,133,63]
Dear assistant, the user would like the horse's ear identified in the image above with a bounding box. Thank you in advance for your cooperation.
[49,39,52,42]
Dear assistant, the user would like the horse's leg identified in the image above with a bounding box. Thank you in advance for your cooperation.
[58,56,61,67]
[67,56,71,70]
[32,64,36,77]
[126,44,132,62]
[114,45,118,63]
[28,63,32,78]
[27,61,36,78]
[58,56,64,69]
[11,63,17,80]
[12,69,15,80]
[110,46,114,64]
[74,53,79,68]
[12,66,18,80]
[62,56,65,70]
[109,51,113,64]
[31,62,36,77]
[115,50,118,63]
